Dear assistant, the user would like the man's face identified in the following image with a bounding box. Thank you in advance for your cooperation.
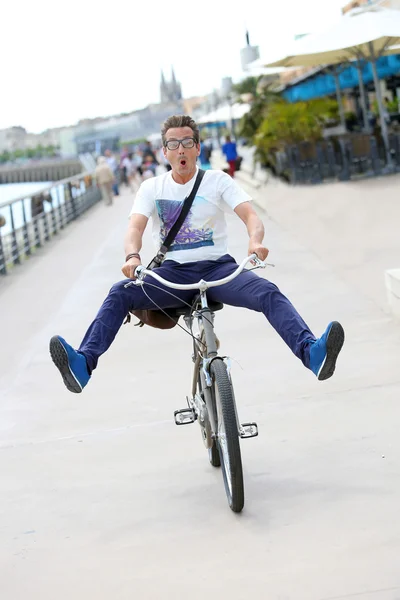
[163,126,200,176]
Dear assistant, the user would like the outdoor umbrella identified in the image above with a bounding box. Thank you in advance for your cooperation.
[197,103,250,128]
[265,6,400,166]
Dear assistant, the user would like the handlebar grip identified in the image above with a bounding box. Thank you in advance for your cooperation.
[135,265,145,278]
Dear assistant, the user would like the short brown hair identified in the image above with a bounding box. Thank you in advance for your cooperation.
[161,115,200,146]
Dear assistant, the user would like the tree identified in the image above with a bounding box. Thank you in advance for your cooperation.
[13,148,25,159]
[45,145,57,156]
[0,150,11,164]
[232,76,283,141]
[254,97,339,172]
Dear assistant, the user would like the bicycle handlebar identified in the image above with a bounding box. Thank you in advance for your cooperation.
[124,254,268,291]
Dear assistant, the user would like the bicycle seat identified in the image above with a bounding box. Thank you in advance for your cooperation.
[167,301,224,318]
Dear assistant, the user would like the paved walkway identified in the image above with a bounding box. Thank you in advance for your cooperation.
[1,174,400,600]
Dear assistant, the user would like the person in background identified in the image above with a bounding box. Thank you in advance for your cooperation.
[105,149,119,196]
[222,135,238,178]
[141,155,156,180]
[158,146,172,171]
[121,153,135,189]
[31,191,52,219]
[119,147,130,185]
[198,140,212,170]
[142,141,159,168]
[95,156,114,205]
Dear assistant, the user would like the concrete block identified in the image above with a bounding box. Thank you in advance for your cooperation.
[385,268,400,318]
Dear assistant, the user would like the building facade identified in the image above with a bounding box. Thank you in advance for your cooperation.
[160,68,182,104]
[0,127,28,153]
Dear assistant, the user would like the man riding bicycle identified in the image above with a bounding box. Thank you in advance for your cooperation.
[50,114,345,393]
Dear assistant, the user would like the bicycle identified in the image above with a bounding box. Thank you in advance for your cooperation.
[126,254,267,513]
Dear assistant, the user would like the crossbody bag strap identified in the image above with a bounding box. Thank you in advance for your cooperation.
[147,168,205,269]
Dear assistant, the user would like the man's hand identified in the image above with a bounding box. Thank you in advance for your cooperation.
[122,257,142,279]
[249,242,269,261]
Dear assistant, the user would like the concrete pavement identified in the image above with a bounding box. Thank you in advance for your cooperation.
[1,177,400,600]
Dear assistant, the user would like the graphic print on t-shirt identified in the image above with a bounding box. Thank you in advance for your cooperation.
[156,196,215,251]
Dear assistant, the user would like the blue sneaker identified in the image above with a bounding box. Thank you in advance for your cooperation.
[49,335,90,393]
[309,321,345,381]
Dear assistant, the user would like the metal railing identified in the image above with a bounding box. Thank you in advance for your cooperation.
[0,172,101,276]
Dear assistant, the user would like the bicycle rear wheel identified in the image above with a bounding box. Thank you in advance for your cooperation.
[210,358,244,513]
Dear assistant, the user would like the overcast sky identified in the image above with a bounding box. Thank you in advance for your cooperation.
[1,0,346,133]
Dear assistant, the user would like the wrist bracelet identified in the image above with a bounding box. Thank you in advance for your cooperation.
[125,252,141,262]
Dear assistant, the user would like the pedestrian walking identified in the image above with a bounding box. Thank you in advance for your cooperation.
[95,156,114,205]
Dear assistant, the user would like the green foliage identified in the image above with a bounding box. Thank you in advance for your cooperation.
[232,76,262,100]
[372,98,399,115]
[251,97,339,174]
[119,137,147,147]
[255,98,339,156]
[0,150,11,164]
[233,76,283,142]
[0,144,59,163]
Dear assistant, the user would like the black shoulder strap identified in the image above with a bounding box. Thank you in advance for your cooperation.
[161,168,205,254]
[147,169,205,269]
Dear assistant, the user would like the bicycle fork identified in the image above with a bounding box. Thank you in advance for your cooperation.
[174,295,258,440]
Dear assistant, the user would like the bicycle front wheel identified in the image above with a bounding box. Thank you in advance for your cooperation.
[211,358,244,513]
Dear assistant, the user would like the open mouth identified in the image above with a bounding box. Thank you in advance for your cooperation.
[179,159,187,167]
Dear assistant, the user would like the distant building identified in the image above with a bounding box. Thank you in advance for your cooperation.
[160,68,182,104]
[183,96,209,117]
[0,124,73,153]
[0,126,27,152]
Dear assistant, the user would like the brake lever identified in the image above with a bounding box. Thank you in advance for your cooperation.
[251,256,275,268]
[124,265,146,288]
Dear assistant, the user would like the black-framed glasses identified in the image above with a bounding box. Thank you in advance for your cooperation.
[164,137,196,151]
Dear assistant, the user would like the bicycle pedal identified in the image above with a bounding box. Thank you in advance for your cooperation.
[174,408,196,425]
[240,422,258,438]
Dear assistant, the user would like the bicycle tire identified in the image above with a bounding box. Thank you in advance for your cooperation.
[198,373,220,467]
[210,358,244,513]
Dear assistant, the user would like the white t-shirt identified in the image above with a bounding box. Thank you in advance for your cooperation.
[129,168,251,263]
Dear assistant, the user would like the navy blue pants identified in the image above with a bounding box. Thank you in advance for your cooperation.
[78,255,316,373]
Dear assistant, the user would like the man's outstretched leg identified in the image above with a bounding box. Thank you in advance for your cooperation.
[49,269,195,393]
[207,258,345,380]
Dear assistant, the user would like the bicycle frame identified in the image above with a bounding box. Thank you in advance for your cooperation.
[185,291,220,437]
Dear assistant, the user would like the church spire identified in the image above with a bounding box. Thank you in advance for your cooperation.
[171,65,177,85]
[170,66,182,101]
[160,69,168,103]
